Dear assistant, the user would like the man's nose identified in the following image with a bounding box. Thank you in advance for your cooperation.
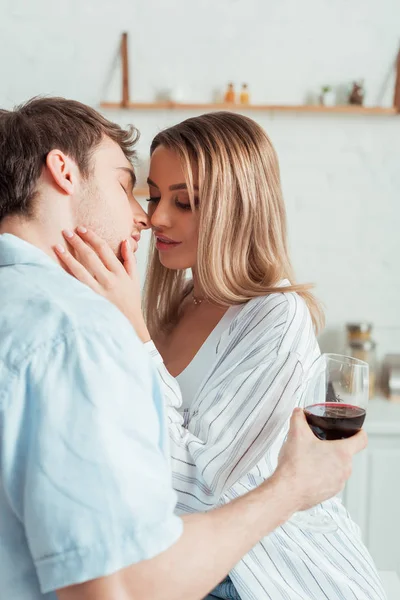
[133,203,150,230]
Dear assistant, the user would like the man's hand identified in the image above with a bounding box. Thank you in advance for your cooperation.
[272,407,367,513]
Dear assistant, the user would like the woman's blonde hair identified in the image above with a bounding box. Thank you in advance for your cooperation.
[144,112,324,336]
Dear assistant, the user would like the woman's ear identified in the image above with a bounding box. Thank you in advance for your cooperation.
[45,149,77,196]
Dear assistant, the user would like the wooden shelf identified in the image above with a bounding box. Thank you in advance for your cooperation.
[134,188,149,197]
[101,101,398,115]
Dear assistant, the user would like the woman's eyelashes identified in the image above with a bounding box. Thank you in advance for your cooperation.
[175,197,192,210]
[145,195,199,211]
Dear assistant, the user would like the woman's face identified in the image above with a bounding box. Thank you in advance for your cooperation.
[147,145,199,270]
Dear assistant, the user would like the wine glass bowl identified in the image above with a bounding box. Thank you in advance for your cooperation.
[304,354,369,441]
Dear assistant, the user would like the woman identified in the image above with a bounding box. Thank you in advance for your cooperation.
[57,112,385,600]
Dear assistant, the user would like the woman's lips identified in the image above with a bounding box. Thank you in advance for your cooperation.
[155,235,182,251]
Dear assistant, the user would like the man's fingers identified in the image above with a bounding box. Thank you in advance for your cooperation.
[334,429,368,455]
[288,408,312,438]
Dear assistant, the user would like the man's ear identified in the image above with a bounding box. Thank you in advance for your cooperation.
[45,149,78,196]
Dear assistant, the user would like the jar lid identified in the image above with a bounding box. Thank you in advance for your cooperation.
[346,322,372,333]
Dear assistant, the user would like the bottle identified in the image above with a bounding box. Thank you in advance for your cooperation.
[224,83,235,103]
[240,83,250,104]
[345,323,377,399]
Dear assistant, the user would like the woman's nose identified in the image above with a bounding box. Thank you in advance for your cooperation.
[148,200,173,230]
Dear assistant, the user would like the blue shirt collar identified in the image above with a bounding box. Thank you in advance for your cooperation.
[0,233,60,269]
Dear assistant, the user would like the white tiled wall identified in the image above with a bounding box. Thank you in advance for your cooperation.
[1,0,399,360]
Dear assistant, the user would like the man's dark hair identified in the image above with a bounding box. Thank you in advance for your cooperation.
[0,96,139,221]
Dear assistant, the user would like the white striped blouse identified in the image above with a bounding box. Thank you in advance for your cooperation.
[146,285,386,600]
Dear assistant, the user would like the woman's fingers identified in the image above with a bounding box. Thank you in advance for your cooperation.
[56,229,148,342]
[75,227,124,274]
[54,243,101,292]
[62,229,114,287]
[121,239,137,278]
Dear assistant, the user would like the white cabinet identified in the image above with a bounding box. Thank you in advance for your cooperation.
[342,398,400,575]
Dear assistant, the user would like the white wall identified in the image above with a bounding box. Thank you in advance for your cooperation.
[1,0,400,361]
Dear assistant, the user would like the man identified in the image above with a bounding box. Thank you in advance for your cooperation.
[0,97,366,600]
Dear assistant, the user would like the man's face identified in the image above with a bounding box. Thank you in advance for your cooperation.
[76,137,148,256]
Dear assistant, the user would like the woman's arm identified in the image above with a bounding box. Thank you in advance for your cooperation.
[144,295,309,513]
[170,351,304,509]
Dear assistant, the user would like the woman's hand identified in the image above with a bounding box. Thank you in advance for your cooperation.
[54,227,151,343]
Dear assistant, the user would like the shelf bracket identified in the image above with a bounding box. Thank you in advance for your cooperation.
[121,32,130,108]
[394,44,400,112]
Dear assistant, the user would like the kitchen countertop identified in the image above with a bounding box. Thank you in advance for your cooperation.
[379,571,400,600]
[364,396,400,435]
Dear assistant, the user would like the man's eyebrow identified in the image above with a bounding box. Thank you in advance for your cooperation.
[117,167,136,189]
[147,178,198,192]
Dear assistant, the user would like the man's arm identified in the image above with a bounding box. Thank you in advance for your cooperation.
[5,326,182,596]
[57,409,367,600]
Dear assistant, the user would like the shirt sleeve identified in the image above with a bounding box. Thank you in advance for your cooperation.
[3,327,182,594]
[145,340,183,411]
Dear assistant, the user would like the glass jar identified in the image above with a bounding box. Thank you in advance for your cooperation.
[345,323,377,399]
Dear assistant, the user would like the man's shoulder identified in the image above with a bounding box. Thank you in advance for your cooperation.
[0,263,137,372]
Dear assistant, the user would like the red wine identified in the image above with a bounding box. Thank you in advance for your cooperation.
[304,403,366,440]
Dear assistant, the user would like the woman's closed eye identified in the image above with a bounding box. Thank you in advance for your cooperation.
[146,195,199,211]
[174,195,199,211]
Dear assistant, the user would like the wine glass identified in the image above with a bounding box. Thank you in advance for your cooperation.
[290,353,369,532]
[304,353,369,440]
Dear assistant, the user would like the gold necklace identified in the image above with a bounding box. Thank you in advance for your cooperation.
[192,290,204,306]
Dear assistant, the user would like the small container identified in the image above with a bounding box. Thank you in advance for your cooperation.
[240,83,250,104]
[347,322,372,342]
[319,85,336,106]
[345,323,377,399]
[381,355,400,401]
[224,83,236,103]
